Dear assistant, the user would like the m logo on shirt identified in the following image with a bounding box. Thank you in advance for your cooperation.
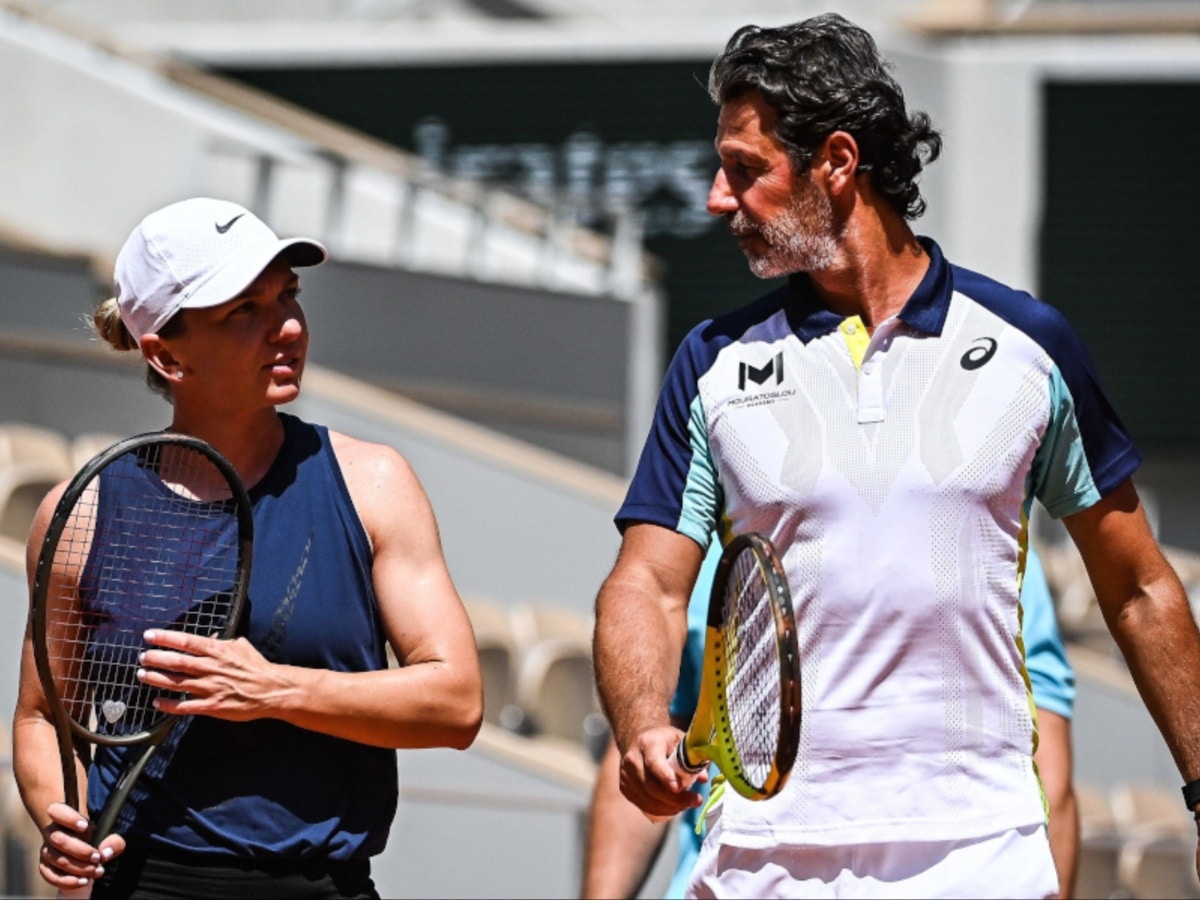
[739,352,785,391]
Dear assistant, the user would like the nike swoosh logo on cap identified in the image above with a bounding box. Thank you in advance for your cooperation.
[215,214,245,234]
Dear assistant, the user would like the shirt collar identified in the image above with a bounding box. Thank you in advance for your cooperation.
[784,236,952,342]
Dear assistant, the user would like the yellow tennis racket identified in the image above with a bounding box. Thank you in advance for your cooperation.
[673,532,801,800]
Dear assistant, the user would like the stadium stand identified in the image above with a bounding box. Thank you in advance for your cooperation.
[1117,832,1198,900]
[1111,783,1194,838]
[1076,782,1124,900]
[4,2,1200,897]
[1109,783,1199,899]
[464,596,522,729]
[508,603,594,653]
[0,423,74,543]
[0,720,52,898]
[513,633,599,752]
[464,597,602,760]
[68,432,123,471]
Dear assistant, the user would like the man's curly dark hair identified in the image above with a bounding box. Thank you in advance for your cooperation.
[708,13,942,220]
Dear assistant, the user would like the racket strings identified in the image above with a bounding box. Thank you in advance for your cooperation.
[721,550,784,790]
[44,444,242,739]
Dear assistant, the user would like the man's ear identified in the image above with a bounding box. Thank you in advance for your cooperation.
[140,333,183,382]
[823,131,860,195]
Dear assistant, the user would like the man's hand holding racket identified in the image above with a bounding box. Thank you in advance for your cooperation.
[617,724,710,821]
[614,533,801,823]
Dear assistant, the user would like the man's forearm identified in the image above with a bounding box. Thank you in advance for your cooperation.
[1067,486,1200,788]
[594,577,687,751]
[1106,574,1200,784]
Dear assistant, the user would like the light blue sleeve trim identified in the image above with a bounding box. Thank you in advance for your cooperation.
[1022,546,1076,718]
[677,393,720,545]
[666,538,721,898]
[1031,366,1102,519]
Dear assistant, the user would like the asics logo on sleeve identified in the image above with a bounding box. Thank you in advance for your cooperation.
[961,337,998,371]
[215,214,245,234]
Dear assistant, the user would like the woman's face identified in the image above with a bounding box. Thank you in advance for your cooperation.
[166,256,309,414]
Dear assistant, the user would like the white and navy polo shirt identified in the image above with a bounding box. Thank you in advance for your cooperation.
[618,238,1139,847]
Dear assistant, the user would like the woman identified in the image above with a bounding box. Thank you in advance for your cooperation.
[12,197,483,898]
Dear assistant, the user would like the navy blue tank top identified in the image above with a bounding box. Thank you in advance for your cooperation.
[86,414,398,860]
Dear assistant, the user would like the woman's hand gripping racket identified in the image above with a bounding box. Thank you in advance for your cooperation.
[670,533,801,803]
[31,433,252,896]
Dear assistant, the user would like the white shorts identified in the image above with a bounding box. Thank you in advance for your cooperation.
[687,810,1058,899]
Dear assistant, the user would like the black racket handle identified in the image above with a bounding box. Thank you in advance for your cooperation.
[92,742,159,841]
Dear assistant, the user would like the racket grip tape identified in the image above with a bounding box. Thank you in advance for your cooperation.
[674,739,707,775]
[643,740,705,824]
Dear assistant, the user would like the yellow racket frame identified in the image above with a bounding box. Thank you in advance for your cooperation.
[676,533,801,800]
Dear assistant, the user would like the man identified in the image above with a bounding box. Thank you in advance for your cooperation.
[592,13,1200,898]
[582,545,1080,899]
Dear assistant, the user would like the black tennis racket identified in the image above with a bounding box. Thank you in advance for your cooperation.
[31,432,253,861]
[672,533,801,800]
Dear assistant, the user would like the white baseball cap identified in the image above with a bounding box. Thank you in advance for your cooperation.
[114,197,328,344]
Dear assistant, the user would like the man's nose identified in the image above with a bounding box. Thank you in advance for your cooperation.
[707,169,737,216]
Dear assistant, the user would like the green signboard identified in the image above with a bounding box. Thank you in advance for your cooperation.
[220,65,1200,448]
[1041,81,1200,447]
[220,60,784,361]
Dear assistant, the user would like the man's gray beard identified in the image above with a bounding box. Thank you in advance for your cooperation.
[733,185,840,279]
